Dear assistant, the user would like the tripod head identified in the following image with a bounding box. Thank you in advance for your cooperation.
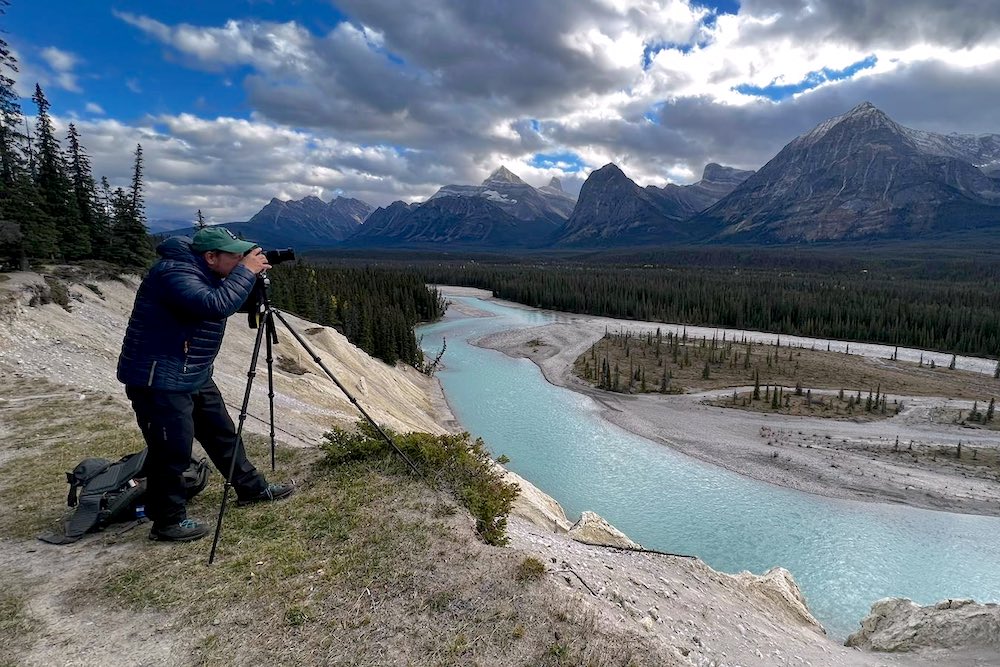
[239,272,272,329]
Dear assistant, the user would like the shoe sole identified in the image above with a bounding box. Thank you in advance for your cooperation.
[149,531,208,542]
[236,489,295,506]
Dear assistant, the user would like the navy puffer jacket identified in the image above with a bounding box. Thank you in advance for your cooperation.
[117,236,258,391]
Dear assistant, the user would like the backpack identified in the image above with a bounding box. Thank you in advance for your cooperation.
[38,450,209,545]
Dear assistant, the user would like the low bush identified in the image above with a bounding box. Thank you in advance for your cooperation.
[321,422,519,546]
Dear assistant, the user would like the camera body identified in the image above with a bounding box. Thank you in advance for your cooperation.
[263,248,295,265]
[238,248,295,326]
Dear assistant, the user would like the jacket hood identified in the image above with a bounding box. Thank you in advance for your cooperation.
[156,235,217,278]
[157,236,196,262]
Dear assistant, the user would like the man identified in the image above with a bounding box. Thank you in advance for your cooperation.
[118,226,294,542]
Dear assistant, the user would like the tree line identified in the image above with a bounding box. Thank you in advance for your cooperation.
[267,261,446,368]
[0,3,152,270]
[411,260,1000,358]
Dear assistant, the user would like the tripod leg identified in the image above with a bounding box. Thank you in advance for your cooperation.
[209,315,269,564]
[265,312,277,472]
[270,309,421,475]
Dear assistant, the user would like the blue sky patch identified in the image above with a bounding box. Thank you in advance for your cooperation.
[530,151,585,172]
[734,55,878,101]
[4,0,344,121]
[644,101,667,124]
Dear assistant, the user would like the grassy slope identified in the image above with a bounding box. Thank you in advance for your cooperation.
[0,376,676,667]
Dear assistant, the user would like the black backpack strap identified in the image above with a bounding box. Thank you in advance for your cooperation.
[66,458,112,507]
[66,471,80,507]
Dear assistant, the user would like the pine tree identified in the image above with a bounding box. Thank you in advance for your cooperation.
[753,369,760,401]
[986,397,995,422]
[196,209,207,229]
[0,8,27,267]
[31,84,72,259]
[111,144,153,269]
[64,123,95,259]
[949,354,956,370]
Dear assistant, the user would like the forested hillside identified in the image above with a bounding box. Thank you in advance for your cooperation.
[267,262,445,367]
[401,249,1000,358]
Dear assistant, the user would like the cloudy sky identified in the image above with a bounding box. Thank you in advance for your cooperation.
[6,0,1000,224]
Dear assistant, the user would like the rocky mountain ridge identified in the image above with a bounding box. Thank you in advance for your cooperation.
[175,103,1000,250]
[429,165,577,223]
[696,102,1000,242]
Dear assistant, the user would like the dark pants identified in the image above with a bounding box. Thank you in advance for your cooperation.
[126,379,267,527]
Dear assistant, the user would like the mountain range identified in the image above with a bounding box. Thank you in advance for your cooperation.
[167,102,1000,250]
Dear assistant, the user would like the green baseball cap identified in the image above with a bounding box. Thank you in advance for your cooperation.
[190,226,258,254]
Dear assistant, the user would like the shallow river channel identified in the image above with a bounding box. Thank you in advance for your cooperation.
[416,294,1000,638]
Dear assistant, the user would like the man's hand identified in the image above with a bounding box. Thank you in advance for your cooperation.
[240,248,272,275]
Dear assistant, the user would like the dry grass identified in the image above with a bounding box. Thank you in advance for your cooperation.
[0,376,678,666]
[575,330,1000,403]
[0,587,38,667]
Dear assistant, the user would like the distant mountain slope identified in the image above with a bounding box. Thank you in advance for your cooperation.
[162,195,374,249]
[346,195,554,248]
[554,163,753,246]
[696,102,1000,242]
[245,195,373,241]
[429,165,576,223]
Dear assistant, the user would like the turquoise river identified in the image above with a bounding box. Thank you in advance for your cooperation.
[416,295,1000,639]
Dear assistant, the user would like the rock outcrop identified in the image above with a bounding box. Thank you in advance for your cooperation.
[846,597,1000,653]
[567,510,642,549]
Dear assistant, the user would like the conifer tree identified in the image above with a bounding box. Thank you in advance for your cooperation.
[987,397,995,422]
[64,123,95,258]
[196,209,207,229]
[31,84,72,259]
[0,6,29,267]
[110,144,153,269]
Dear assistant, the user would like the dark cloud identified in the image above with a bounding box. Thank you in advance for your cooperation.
[101,1,1000,217]
[739,0,1000,49]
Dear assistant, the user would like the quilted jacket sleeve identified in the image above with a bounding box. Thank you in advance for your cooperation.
[157,262,258,319]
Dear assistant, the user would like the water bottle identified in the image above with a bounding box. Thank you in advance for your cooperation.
[135,504,146,519]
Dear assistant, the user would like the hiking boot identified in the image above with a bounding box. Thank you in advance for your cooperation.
[149,519,208,542]
[237,482,295,506]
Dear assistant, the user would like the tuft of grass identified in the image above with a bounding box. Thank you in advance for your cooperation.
[275,355,309,375]
[0,590,39,666]
[43,275,71,310]
[515,556,547,582]
[321,422,519,546]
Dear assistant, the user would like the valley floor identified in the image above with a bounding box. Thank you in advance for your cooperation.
[460,288,1000,518]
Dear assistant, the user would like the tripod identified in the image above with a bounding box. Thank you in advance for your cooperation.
[208,274,420,564]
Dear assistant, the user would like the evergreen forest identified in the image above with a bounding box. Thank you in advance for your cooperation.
[323,248,1000,359]
[0,9,153,271]
[267,262,446,368]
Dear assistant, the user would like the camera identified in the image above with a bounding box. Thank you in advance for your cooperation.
[263,248,295,265]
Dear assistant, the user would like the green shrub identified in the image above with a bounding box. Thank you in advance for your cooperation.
[321,422,519,546]
[515,556,546,582]
[42,275,71,310]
